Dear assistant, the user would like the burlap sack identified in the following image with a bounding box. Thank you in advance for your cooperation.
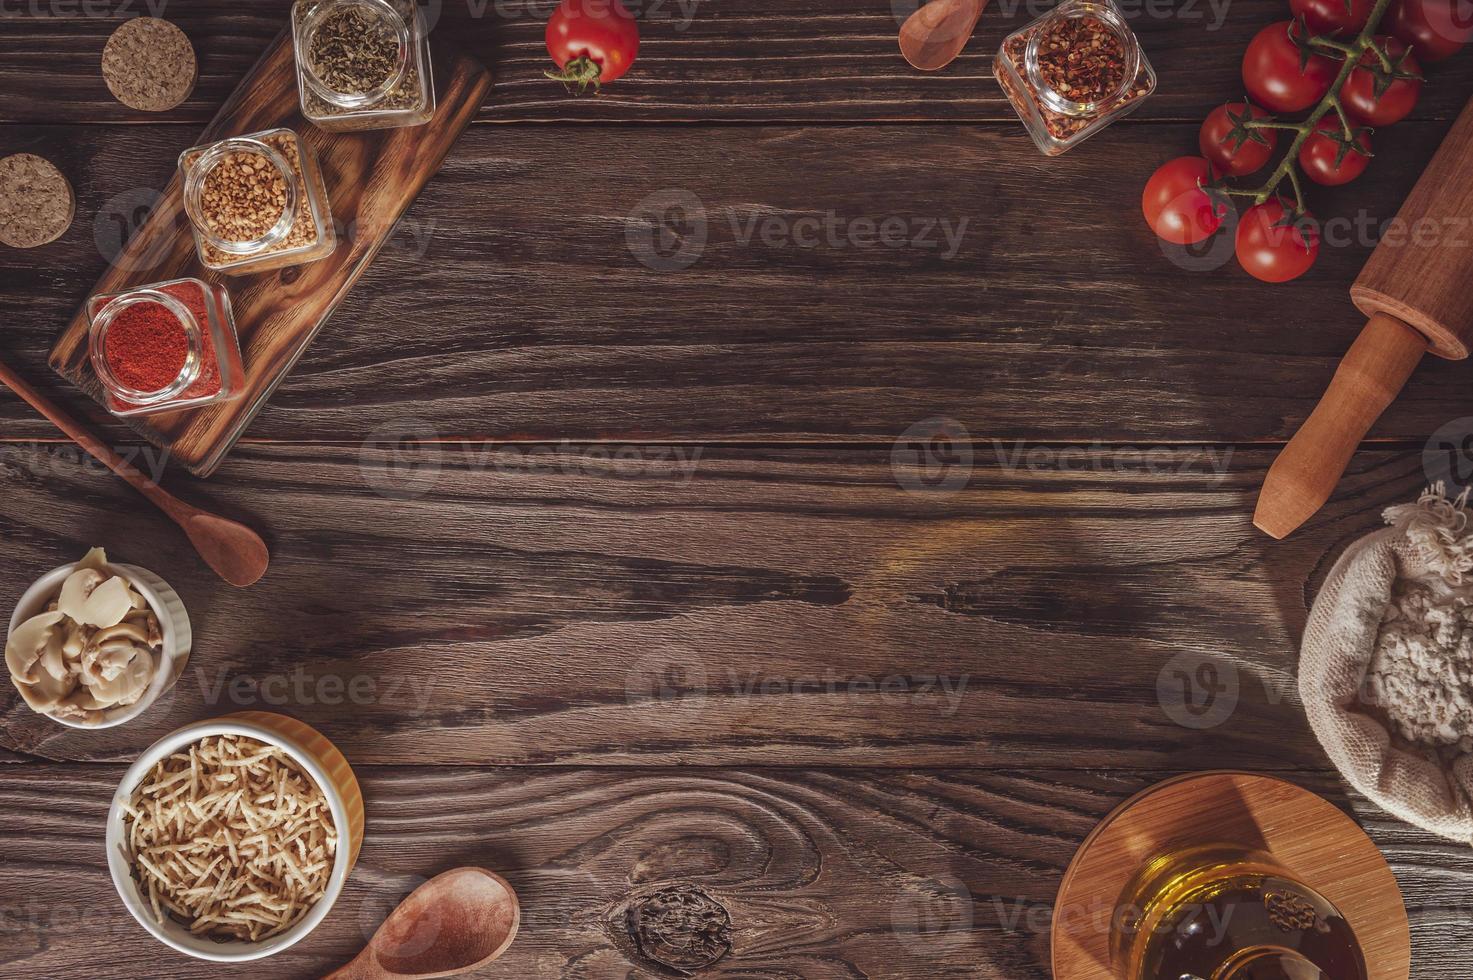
[1301,486,1473,845]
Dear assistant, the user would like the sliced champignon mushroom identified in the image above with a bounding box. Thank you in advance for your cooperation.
[5,610,65,684]
[83,642,152,707]
[76,547,109,573]
[14,654,79,712]
[11,549,163,721]
[91,622,152,648]
[58,570,133,629]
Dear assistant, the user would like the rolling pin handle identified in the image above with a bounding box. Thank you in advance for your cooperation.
[1254,312,1428,539]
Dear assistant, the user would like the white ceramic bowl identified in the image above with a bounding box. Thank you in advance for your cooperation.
[105,712,364,962]
[6,559,191,729]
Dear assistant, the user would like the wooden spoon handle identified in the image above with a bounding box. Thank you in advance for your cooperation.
[1255,312,1428,539]
[0,358,193,520]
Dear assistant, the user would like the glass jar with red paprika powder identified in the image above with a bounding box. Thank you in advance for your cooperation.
[87,277,245,418]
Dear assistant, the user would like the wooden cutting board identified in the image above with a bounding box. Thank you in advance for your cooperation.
[50,28,491,477]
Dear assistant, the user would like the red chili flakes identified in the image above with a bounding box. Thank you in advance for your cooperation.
[1036,16,1126,104]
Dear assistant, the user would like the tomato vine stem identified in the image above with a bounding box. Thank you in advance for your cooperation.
[1220,0,1396,208]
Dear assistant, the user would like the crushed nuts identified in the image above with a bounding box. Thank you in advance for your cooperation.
[180,128,336,274]
[197,149,289,244]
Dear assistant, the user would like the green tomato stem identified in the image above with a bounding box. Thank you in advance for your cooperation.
[1231,0,1395,210]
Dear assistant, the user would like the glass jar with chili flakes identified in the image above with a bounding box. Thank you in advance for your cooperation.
[87,277,245,418]
[994,0,1156,156]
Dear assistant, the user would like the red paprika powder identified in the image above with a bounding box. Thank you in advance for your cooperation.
[101,281,221,400]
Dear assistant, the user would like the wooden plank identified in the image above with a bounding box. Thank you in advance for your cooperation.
[46,31,491,476]
[0,441,1435,767]
[3,122,1472,445]
[0,764,1470,978]
[2,0,1472,124]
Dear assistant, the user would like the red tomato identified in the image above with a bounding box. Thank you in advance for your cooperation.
[1298,118,1373,185]
[1292,0,1373,34]
[545,0,640,92]
[1242,22,1337,113]
[1340,36,1424,125]
[1199,102,1277,177]
[1387,0,1473,61]
[1142,157,1225,246]
[1235,201,1319,283]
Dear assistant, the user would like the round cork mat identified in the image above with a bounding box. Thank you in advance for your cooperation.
[101,17,197,112]
[1052,771,1410,980]
[0,153,75,248]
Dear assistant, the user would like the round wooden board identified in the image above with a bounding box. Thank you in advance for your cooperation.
[1051,771,1410,980]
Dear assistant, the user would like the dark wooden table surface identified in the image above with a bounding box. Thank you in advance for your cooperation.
[5,2,1473,978]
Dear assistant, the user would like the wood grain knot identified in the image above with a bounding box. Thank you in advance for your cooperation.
[625,885,732,973]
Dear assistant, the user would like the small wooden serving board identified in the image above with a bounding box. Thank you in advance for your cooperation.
[50,28,491,477]
[1052,771,1410,980]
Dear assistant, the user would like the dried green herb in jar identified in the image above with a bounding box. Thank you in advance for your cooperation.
[308,4,401,96]
[293,0,435,130]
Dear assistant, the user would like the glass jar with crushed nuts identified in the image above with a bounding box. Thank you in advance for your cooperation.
[179,127,336,276]
[994,0,1156,156]
[291,0,435,132]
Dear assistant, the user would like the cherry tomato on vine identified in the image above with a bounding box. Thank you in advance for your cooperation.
[1142,157,1225,245]
[1387,0,1473,61]
[545,0,640,93]
[1298,117,1373,185]
[1199,102,1278,177]
[1242,22,1338,113]
[1291,0,1372,34]
[1235,201,1319,283]
[1340,36,1424,125]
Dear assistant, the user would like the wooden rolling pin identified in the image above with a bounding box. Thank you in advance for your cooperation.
[1255,95,1473,539]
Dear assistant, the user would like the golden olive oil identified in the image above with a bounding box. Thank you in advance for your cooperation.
[1111,846,1367,980]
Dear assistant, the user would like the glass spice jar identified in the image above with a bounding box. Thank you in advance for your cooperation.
[291,0,435,132]
[179,127,336,276]
[87,277,245,418]
[994,0,1156,156]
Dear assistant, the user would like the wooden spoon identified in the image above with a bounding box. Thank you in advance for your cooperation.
[0,357,269,587]
[899,0,989,72]
[324,867,520,980]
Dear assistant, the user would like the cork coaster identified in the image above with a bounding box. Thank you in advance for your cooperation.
[0,153,75,249]
[101,17,198,112]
